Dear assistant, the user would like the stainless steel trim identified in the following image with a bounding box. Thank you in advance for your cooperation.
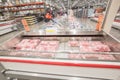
[5,70,109,80]
[0,63,7,80]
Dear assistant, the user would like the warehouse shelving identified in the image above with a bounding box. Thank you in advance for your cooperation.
[0,2,45,8]
[0,1,46,32]
[24,16,37,25]
[0,2,45,12]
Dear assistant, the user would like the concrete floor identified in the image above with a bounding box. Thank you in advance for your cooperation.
[0,19,120,45]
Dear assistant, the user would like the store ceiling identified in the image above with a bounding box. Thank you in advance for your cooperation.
[1,0,109,10]
[43,0,109,10]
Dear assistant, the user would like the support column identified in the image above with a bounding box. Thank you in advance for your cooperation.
[103,0,120,33]
[0,63,7,80]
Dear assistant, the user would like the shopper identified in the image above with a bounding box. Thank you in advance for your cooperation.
[44,12,52,22]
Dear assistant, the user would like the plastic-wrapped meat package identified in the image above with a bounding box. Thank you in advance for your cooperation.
[9,51,54,58]
[36,41,59,52]
[80,54,100,60]
[36,46,57,51]
[98,54,116,60]
[91,41,111,52]
[37,53,54,58]
[81,54,116,60]
[79,41,90,47]
[80,46,95,52]
[15,39,40,50]
[68,53,116,60]
[9,52,29,56]
[68,41,79,47]
[90,41,103,45]
[26,52,54,58]
[49,41,59,46]
[68,53,83,59]
[79,41,103,47]
[79,41,111,52]
[93,45,111,52]
[39,41,49,45]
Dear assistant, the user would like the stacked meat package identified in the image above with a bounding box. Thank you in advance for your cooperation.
[79,41,111,52]
[68,41,115,60]
[15,39,40,50]
[68,41,111,52]
[12,38,115,60]
[13,39,59,58]
[15,39,59,51]
[36,41,59,52]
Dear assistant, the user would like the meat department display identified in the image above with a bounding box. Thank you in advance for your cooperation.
[15,39,110,52]
[79,41,111,52]
[15,39,40,50]
[68,41,111,52]
[12,39,59,58]
[36,41,59,51]
[67,41,115,60]
[9,38,113,60]
[15,39,59,51]
[0,30,119,61]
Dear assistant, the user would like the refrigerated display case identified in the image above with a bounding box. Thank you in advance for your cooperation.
[0,0,120,79]
[0,28,120,80]
[0,19,18,35]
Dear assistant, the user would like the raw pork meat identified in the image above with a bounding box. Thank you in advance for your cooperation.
[15,39,40,50]
[79,41,111,52]
[68,41,79,47]
[36,41,59,51]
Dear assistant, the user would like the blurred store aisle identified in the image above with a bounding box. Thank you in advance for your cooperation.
[0,18,120,44]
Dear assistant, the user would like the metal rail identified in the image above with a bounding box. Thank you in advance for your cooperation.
[5,70,109,80]
[0,63,7,80]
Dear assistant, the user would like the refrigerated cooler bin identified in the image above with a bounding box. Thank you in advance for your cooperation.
[0,31,120,80]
